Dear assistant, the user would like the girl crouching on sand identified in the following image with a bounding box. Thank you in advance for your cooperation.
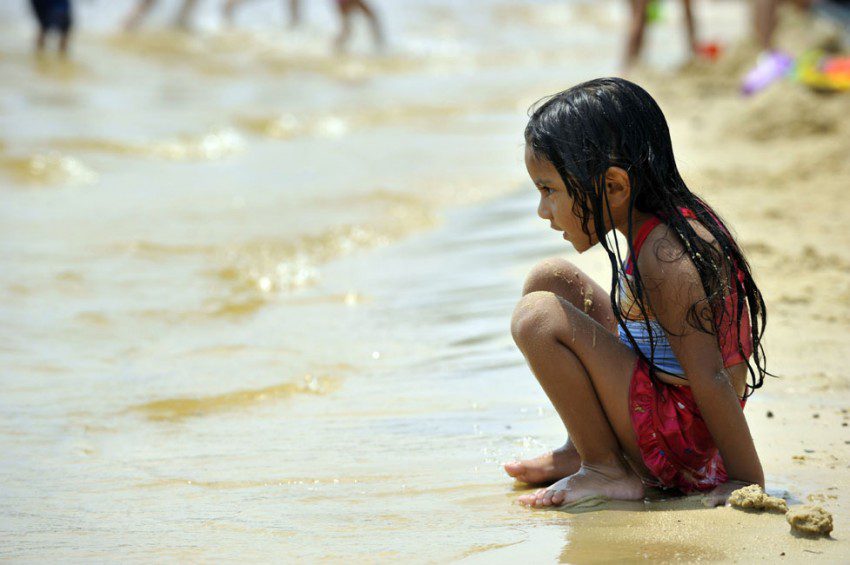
[506,77,768,508]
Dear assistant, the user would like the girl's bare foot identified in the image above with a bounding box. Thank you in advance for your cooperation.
[517,462,645,508]
[504,441,580,485]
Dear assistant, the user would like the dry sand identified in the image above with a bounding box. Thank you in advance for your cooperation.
[546,8,850,561]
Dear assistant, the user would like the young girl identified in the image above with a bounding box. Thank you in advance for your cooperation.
[505,77,768,508]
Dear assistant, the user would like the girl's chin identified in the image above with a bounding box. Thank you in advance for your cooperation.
[566,236,594,254]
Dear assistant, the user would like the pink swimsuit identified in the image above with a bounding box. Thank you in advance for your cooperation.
[626,211,753,493]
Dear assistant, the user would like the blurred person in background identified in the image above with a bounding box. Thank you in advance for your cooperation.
[334,0,383,53]
[753,0,817,50]
[624,0,698,69]
[30,0,73,55]
[224,0,383,52]
[123,0,198,31]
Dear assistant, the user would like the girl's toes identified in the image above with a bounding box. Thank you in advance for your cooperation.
[504,461,524,478]
[518,489,543,506]
[551,490,567,506]
[534,489,548,506]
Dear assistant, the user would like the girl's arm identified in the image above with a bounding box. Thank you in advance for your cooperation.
[638,237,765,494]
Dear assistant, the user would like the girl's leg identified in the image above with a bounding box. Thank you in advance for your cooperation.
[504,259,617,484]
[511,286,652,507]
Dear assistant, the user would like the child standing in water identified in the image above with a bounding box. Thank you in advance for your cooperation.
[30,0,73,55]
[505,78,768,508]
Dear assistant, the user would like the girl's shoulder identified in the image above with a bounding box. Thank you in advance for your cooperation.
[635,213,717,278]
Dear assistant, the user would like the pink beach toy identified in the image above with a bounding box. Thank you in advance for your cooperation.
[741,51,794,96]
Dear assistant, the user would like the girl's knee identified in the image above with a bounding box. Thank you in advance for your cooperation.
[523,258,579,295]
[511,291,561,348]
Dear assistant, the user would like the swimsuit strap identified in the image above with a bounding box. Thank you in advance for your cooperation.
[631,217,662,259]
[627,208,697,272]
[632,208,697,258]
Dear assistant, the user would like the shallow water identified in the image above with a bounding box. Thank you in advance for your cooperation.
[0,0,753,560]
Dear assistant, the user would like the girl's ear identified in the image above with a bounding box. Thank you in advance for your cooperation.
[604,167,631,208]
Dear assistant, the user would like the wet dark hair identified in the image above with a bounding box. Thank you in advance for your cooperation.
[524,77,769,397]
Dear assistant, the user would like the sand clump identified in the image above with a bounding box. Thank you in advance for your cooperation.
[786,505,834,536]
[728,486,834,537]
[728,484,789,513]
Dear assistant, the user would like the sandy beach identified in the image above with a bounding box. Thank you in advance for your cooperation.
[1,0,848,561]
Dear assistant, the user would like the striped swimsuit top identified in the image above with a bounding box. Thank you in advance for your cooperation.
[617,210,753,377]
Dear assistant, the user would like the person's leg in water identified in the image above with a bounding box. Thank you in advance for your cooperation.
[36,28,47,52]
[58,27,70,56]
[287,0,302,27]
[682,0,698,58]
[124,0,197,31]
[124,0,156,31]
[175,0,199,29]
[30,0,49,52]
[504,258,618,485]
[223,0,245,24]
[30,0,72,55]
[334,0,384,53]
[624,0,650,70]
[510,260,651,507]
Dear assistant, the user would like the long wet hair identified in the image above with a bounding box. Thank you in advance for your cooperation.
[524,77,769,397]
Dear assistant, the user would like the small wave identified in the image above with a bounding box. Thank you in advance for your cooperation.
[0,152,97,186]
[236,98,519,141]
[129,373,338,422]
[208,192,436,313]
[138,474,393,490]
[103,31,237,75]
[52,128,244,161]
[33,56,91,82]
[121,240,218,258]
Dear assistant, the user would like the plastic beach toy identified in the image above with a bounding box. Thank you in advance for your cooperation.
[795,50,850,92]
[741,51,794,96]
[696,41,723,62]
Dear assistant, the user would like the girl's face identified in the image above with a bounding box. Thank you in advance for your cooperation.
[524,147,597,253]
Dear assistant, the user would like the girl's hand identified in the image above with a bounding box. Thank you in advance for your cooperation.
[701,480,758,508]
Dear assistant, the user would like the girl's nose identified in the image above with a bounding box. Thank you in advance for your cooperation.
[537,197,550,221]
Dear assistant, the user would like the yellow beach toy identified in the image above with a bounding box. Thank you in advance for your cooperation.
[795,50,850,92]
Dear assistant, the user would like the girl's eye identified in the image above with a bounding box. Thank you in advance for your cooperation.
[540,186,553,196]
